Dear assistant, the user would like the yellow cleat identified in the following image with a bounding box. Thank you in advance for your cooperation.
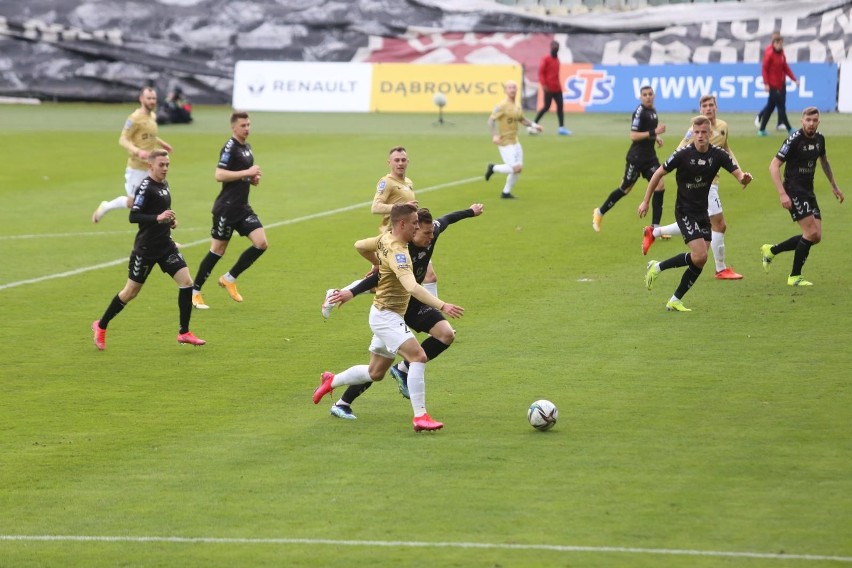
[787,275,813,287]
[218,276,243,302]
[665,299,692,312]
[192,292,210,310]
[644,260,661,290]
[592,208,603,232]
[761,244,775,273]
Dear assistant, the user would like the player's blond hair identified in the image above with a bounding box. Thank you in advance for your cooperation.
[691,115,711,129]
[802,107,819,117]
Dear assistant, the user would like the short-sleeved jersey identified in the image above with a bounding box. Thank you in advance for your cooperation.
[131,177,172,257]
[627,104,660,164]
[408,208,475,283]
[490,100,524,146]
[775,130,826,194]
[362,231,415,315]
[678,118,734,183]
[122,108,159,170]
[662,144,737,213]
[212,137,254,218]
[373,175,415,230]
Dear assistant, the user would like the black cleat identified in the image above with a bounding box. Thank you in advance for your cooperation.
[500,192,516,199]
[485,163,495,181]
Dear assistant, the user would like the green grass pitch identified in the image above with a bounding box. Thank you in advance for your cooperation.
[0,103,850,567]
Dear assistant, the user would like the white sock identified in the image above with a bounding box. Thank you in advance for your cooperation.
[711,231,726,272]
[333,365,371,388]
[503,172,519,195]
[422,281,438,297]
[222,273,236,283]
[104,195,129,212]
[657,222,680,238]
[342,279,362,291]
[407,361,427,416]
[493,164,513,174]
[669,294,680,303]
[397,360,409,374]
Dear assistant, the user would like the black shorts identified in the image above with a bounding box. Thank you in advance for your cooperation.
[404,297,445,334]
[210,211,263,241]
[128,241,187,284]
[788,191,821,222]
[620,159,660,191]
[675,208,712,244]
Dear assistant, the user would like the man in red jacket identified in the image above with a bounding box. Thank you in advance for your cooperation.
[757,34,797,137]
[533,40,571,136]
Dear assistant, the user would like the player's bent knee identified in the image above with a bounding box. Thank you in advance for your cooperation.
[513,165,523,174]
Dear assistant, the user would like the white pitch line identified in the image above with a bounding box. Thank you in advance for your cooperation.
[0,176,482,292]
[0,535,849,562]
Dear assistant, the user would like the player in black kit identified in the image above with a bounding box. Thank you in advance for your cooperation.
[322,204,484,420]
[593,85,667,232]
[762,107,844,286]
[638,116,753,312]
[191,111,266,309]
[92,150,206,350]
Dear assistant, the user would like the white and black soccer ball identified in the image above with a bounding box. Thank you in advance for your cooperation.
[527,399,558,431]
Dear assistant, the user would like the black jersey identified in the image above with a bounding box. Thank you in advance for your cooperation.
[663,143,737,213]
[776,129,825,193]
[351,208,477,294]
[627,103,659,164]
[213,137,254,217]
[130,177,172,257]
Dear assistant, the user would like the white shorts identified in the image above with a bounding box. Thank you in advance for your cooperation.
[498,142,523,167]
[125,168,148,197]
[368,305,415,360]
[707,183,723,217]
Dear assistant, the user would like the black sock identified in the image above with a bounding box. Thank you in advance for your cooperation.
[421,336,451,362]
[229,246,265,279]
[599,188,626,214]
[651,191,664,226]
[340,382,372,406]
[99,294,127,329]
[659,252,690,272]
[773,235,801,256]
[178,286,192,334]
[673,254,703,299]
[791,237,814,276]
[194,251,222,291]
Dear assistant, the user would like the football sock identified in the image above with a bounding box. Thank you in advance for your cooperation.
[333,365,372,388]
[229,246,265,279]
[340,382,372,406]
[791,237,814,276]
[99,294,127,328]
[342,279,362,291]
[397,361,409,374]
[193,251,222,291]
[658,222,680,238]
[503,172,518,194]
[651,190,664,226]
[659,252,690,272]
[422,281,438,297]
[711,231,726,272]
[407,362,427,416]
[105,195,129,211]
[493,164,513,174]
[422,336,450,362]
[599,188,626,214]
[673,254,703,299]
[178,286,192,334]
[773,234,801,255]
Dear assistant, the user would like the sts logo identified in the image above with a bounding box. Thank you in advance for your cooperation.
[563,69,614,107]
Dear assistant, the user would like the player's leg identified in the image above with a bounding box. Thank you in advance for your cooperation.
[193,218,232,308]
[533,91,552,124]
[392,305,452,398]
[555,95,569,134]
[594,161,637,231]
[220,220,267,302]
[758,90,779,134]
[645,164,666,228]
[788,213,821,285]
[665,236,709,311]
[168,255,205,344]
[92,257,147,350]
[777,87,792,132]
[499,144,523,198]
[93,168,147,223]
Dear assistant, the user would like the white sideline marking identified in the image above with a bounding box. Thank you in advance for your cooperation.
[0,535,849,562]
[0,176,481,292]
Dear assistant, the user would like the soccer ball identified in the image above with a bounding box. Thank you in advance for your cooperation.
[526,125,540,135]
[527,400,558,431]
[433,93,447,107]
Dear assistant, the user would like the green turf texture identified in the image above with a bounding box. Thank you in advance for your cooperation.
[0,103,850,567]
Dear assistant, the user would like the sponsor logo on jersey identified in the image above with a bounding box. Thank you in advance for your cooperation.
[377,180,386,193]
[395,253,408,268]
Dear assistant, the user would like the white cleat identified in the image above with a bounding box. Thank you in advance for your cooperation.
[321,288,338,319]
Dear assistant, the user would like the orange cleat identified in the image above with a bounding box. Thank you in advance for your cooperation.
[92,320,106,351]
[413,413,444,432]
[313,371,335,404]
[642,226,655,255]
[218,276,243,302]
[715,267,743,280]
[177,331,206,345]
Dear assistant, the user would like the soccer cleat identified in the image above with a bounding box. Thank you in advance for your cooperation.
[413,413,444,432]
[787,275,814,287]
[642,226,655,255]
[330,404,357,420]
[177,331,206,345]
[776,124,788,132]
[500,192,516,199]
[312,371,335,404]
[389,364,410,400]
[644,260,660,290]
[592,208,603,232]
[321,288,337,319]
[715,267,743,280]
[92,320,106,350]
[192,292,210,310]
[665,299,692,312]
[557,126,572,136]
[754,114,761,128]
[218,276,243,302]
[91,201,109,223]
[760,244,775,272]
[757,130,768,137]
[484,163,495,181]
